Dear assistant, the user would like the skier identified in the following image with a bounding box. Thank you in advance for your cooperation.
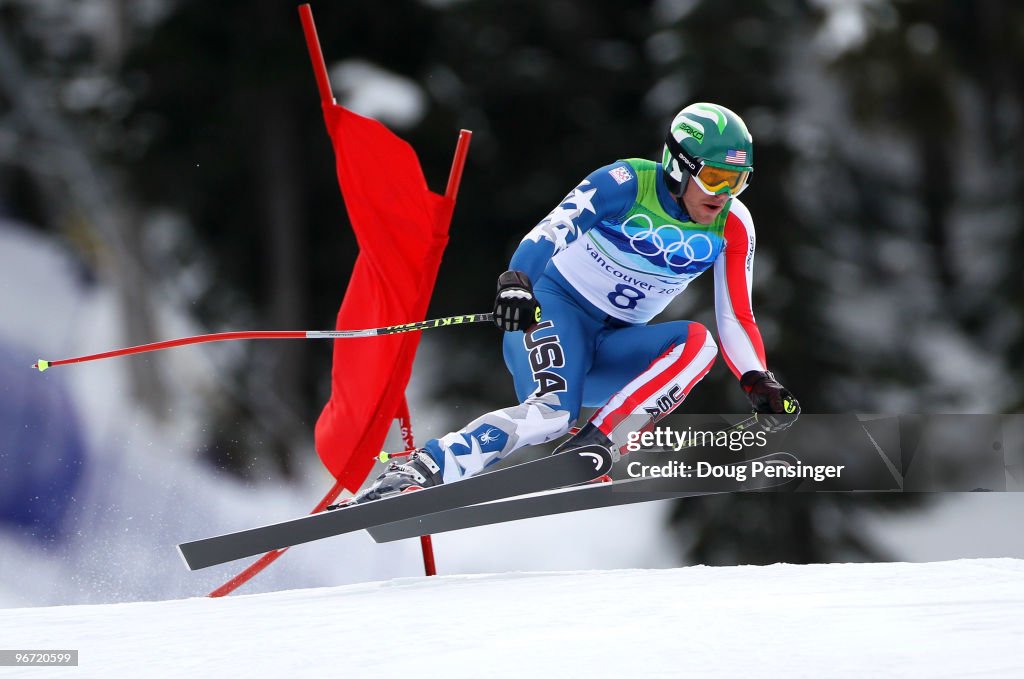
[357,102,800,502]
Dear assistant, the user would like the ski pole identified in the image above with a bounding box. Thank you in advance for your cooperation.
[33,312,494,372]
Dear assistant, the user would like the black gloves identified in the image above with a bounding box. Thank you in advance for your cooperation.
[740,370,801,433]
[493,270,541,332]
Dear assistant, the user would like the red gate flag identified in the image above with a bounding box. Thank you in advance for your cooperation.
[314,105,454,491]
[205,5,460,596]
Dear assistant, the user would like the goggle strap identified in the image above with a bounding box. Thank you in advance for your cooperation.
[665,133,701,177]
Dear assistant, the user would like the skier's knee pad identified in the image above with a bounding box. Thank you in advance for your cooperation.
[453,392,575,452]
[505,393,575,444]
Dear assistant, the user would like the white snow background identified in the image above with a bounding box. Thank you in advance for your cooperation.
[1,559,1023,678]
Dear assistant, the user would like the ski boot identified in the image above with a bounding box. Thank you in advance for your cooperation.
[553,422,616,458]
[345,449,443,506]
[553,422,617,483]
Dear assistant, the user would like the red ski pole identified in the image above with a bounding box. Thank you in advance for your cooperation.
[32,313,493,372]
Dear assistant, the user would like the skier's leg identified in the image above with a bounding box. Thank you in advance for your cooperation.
[577,320,718,451]
[421,285,596,483]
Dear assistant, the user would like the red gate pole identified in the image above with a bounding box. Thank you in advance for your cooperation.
[396,400,436,576]
[298,4,334,105]
[414,124,473,577]
[210,4,471,595]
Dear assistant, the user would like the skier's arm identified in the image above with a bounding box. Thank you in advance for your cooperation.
[508,162,637,284]
[713,200,768,379]
[714,201,800,429]
[494,163,637,332]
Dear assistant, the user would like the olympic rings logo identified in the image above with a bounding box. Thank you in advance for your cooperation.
[619,214,716,271]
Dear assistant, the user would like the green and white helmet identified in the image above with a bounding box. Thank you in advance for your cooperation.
[662,103,754,197]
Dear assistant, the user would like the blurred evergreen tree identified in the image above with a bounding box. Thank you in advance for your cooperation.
[667,0,1022,565]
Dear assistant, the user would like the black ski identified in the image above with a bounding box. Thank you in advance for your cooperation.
[367,452,799,543]
[177,445,614,570]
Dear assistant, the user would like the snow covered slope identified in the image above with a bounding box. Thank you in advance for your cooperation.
[2,559,1022,678]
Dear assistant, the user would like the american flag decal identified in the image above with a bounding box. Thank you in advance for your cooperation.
[725,149,748,165]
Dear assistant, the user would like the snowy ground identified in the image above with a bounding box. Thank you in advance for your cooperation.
[1,559,1022,678]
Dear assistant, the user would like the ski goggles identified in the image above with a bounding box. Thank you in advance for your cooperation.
[665,134,751,196]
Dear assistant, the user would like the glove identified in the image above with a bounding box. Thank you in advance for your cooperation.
[493,270,541,332]
[740,370,801,433]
